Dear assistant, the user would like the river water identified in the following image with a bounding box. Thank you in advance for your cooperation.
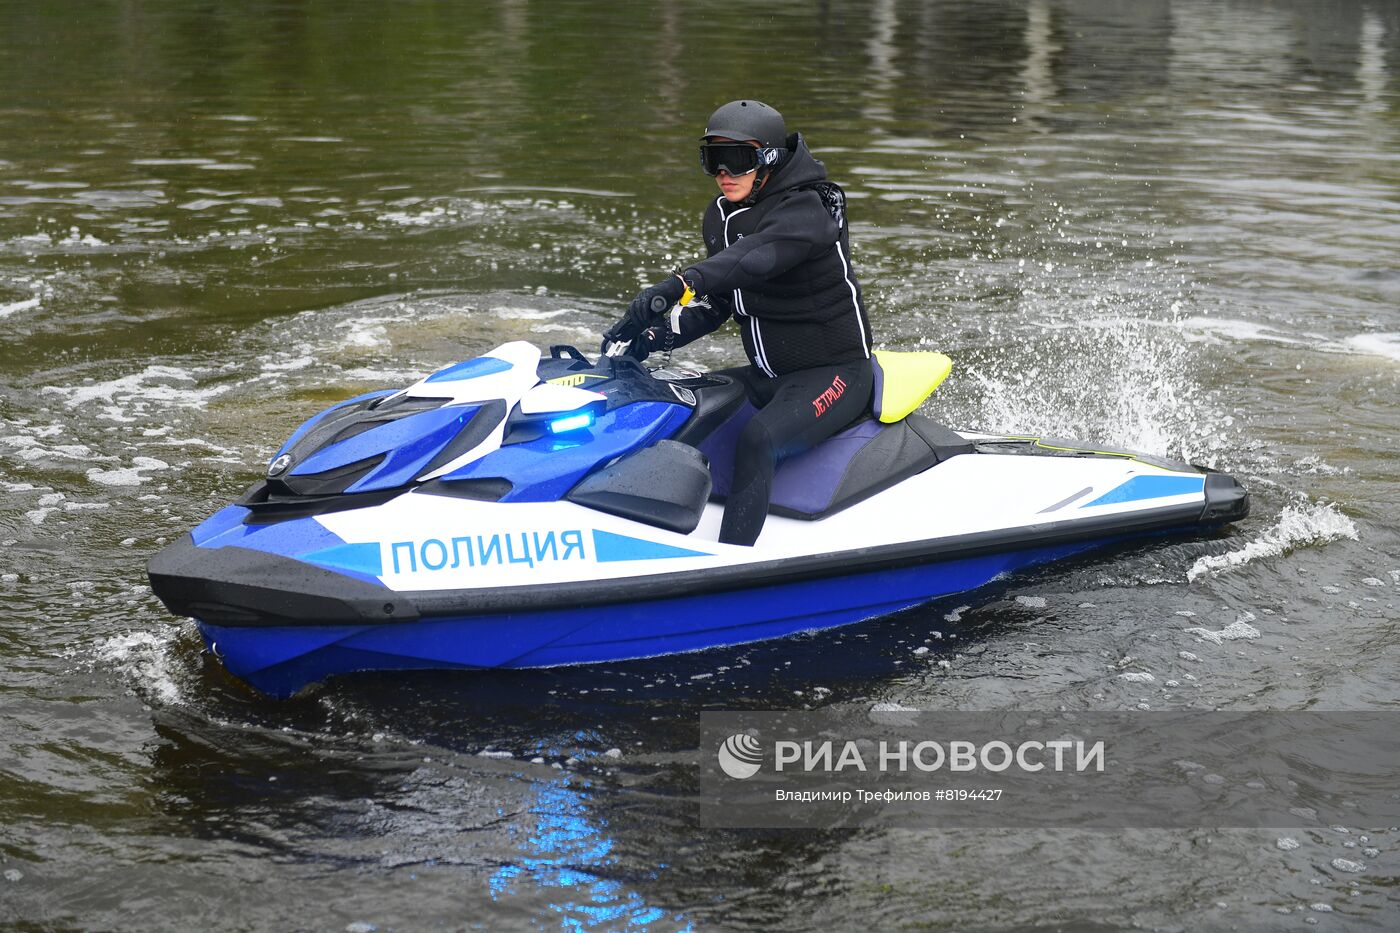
[2,1,1398,929]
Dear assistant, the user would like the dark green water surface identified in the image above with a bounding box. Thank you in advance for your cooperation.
[3,1,1399,930]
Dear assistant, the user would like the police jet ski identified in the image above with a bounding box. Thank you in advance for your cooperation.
[147,341,1249,696]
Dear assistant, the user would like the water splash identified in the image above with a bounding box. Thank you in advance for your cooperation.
[93,626,188,705]
[1187,502,1358,582]
[964,311,1228,462]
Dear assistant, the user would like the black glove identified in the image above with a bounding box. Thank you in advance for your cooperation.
[622,276,686,339]
[601,315,633,350]
[600,326,654,362]
[625,329,654,362]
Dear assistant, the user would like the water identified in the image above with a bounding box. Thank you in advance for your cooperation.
[3,0,1399,928]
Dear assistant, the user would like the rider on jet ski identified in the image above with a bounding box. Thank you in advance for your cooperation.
[604,100,875,546]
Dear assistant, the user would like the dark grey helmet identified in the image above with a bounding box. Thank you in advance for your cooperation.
[702,100,786,147]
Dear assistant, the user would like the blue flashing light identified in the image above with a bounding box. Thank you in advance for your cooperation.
[549,411,594,434]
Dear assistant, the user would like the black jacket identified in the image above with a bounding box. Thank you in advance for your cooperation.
[647,133,873,376]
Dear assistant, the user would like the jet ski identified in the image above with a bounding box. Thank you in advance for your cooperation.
[148,341,1249,697]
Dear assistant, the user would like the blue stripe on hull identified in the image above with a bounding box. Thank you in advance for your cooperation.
[191,506,383,587]
[199,538,1111,697]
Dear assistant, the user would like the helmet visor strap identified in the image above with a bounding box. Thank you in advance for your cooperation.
[699,143,761,177]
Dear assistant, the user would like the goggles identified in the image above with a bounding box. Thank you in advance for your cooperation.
[699,143,783,177]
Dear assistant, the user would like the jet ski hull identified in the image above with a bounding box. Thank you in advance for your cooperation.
[152,472,1244,697]
[191,535,1113,697]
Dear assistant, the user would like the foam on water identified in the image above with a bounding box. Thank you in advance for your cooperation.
[1175,315,1314,347]
[1343,332,1400,362]
[1175,318,1400,366]
[259,355,316,373]
[93,627,186,705]
[0,296,40,318]
[148,436,239,457]
[0,417,114,472]
[339,366,423,384]
[339,322,388,348]
[324,300,430,350]
[491,306,572,321]
[41,365,230,423]
[1187,502,1358,582]
[376,197,496,228]
[379,206,454,226]
[0,434,100,464]
[86,456,169,487]
[531,322,596,339]
[1184,613,1262,645]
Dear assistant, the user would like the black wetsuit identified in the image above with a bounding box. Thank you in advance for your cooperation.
[642,133,875,546]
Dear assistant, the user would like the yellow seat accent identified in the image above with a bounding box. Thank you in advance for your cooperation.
[871,350,953,423]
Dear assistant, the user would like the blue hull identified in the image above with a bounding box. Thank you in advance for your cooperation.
[197,538,1106,697]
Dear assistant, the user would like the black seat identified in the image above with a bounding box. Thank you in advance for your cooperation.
[692,398,973,520]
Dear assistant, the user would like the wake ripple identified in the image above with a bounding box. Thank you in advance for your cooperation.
[1187,502,1357,582]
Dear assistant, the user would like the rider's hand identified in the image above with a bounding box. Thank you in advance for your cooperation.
[600,327,654,362]
[625,329,654,362]
[602,317,629,345]
[623,276,686,337]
